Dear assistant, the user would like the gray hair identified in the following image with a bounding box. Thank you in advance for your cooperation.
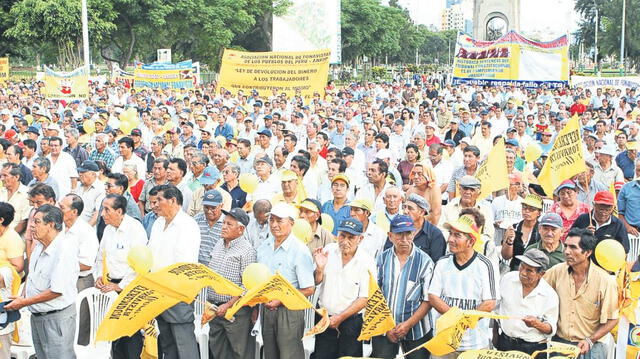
[96,133,109,142]
[33,157,51,173]
[65,128,80,139]
[151,135,165,147]
[191,151,210,166]
[225,163,241,176]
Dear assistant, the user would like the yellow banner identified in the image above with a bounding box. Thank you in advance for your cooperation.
[0,58,8,82]
[140,322,158,359]
[537,115,586,196]
[224,272,313,320]
[97,263,244,342]
[610,181,619,217]
[457,343,579,359]
[422,308,509,356]
[218,49,330,99]
[43,66,89,100]
[357,271,395,341]
[475,137,509,199]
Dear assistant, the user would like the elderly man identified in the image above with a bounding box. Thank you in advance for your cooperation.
[139,158,169,215]
[494,249,559,355]
[298,198,334,252]
[429,214,500,358]
[207,208,256,359]
[148,185,201,358]
[6,205,78,359]
[47,136,79,196]
[592,144,624,186]
[544,228,619,358]
[195,190,225,266]
[73,160,105,226]
[249,156,280,202]
[88,133,116,168]
[271,169,304,205]
[440,175,494,239]
[220,163,247,209]
[0,162,30,233]
[94,194,147,358]
[313,218,375,358]
[256,202,315,359]
[246,199,271,248]
[525,213,566,268]
[322,174,352,236]
[571,190,630,267]
[63,128,88,167]
[372,215,434,359]
[382,186,404,223]
[29,157,60,200]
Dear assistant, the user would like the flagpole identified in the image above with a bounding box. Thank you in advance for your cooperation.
[81,0,90,73]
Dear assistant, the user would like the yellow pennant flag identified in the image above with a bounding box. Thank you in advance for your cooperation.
[302,307,330,340]
[224,272,313,320]
[537,114,586,196]
[357,271,395,341]
[422,308,509,356]
[475,137,509,199]
[140,322,158,359]
[102,251,110,283]
[609,181,619,217]
[97,263,244,342]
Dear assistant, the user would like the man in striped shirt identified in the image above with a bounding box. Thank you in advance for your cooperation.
[372,215,434,359]
[428,214,500,358]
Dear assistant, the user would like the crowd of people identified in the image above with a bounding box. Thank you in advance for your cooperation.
[0,76,636,359]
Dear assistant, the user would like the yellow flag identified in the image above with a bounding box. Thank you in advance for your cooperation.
[422,308,509,356]
[537,115,586,196]
[357,271,395,341]
[102,251,110,283]
[475,137,509,199]
[140,322,158,359]
[456,346,580,359]
[224,272,313,320]
[302,307,330,340]
[97,263,244,342]
[609,181,619,217]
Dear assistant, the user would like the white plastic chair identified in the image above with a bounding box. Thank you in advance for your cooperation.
[73,287,118,359]
[303,290,320,359]
[193,287,209,359]
[628,235,640,261]
[10,284,35,359]
[252,312,262,359]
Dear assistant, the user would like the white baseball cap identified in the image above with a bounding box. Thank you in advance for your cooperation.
[269,203,298,220]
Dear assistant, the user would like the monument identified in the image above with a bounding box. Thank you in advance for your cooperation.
[472,0,520,41]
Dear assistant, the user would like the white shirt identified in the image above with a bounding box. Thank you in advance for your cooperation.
[64,218,99,277]
[148,210,201,271]
[26,233,79,313]
[249,174,281,202]
[497,271,559,342]
[112,154,147,180]
[74,180,105,224]
[318,243,376,316]
[94,215,147,288]
[47,152,79,197]
[357,222,387,260]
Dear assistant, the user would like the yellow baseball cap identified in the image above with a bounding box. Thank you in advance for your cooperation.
[348,198,373,212]
[331,174,350,187]
[444,215,480,241]
[522,194,543,209]
[279,169,298,182]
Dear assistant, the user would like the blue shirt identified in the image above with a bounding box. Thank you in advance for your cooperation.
[459,121,475,138]
[256,233,315,290]
[618,180,640,227]
[377,245,434,340]
[616,151,635,180]
[322,200,351,236]
[329,130,346,149]
[214,123,234,140]
[142,212,158,239]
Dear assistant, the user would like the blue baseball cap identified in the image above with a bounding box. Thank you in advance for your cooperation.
[337,219,364,235]
[200,166,221,185]
[505,139,520,147]
[390,215,416,233]
[202,190,223,207]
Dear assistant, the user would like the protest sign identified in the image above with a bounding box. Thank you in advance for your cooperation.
[224,272,313,320]
[218,49,330,99]
[537,115,586,196]
[97,263,243,341]
[44,66,89,100]
[571,75,640,91]
[452,31,569,89]
[112,65,134,88]
[475,137,509,199]
[134,60,195,89]
[0,58,8,81]
[358,271,395,341]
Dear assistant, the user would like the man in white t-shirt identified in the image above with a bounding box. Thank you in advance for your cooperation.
[492,173,524,246]
[47,136,79,196]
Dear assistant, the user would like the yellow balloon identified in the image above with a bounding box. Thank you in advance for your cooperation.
[241,263,271,290]
[120,107,138,125]
[320,213,334,233]
[524,143,542,162]
[120,120,134,135]
[230,151,239,163]
[83,120,96,135]
[239,173,259,194]
[375,211,390,233]
[127,245,154,275]
[162,121,175,132]
[293,218,313,244]
[595,239,626,272]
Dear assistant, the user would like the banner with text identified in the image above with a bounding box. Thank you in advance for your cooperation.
[218,49,331,99]
[0,58,8,82]
[134,60,195,89]
[571,76,640,90]
[452,31,569,89]
[112,65,134,89]
[273,0,341,64]
[43,66,89,101]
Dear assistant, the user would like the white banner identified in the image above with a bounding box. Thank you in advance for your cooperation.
[273,0,341,64]
[571,76,640,90]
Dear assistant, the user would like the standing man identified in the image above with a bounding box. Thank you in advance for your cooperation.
[544,228,619,358]
[495,249,559,354]
[74,160,105,226]
[47,136,79,196]
[313,219,375,358]
[372,215,434,359]
[256,203,315,359]
[428,214,500,358]
[148,185,201,358]
[0,162,31,233]
[139,158,169,215]
[112,137,146,180]
[207,208,256,359]
[195,190,225,267]
[29,157,60,200]
[322,174,351,236]
[6,205,78,359]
